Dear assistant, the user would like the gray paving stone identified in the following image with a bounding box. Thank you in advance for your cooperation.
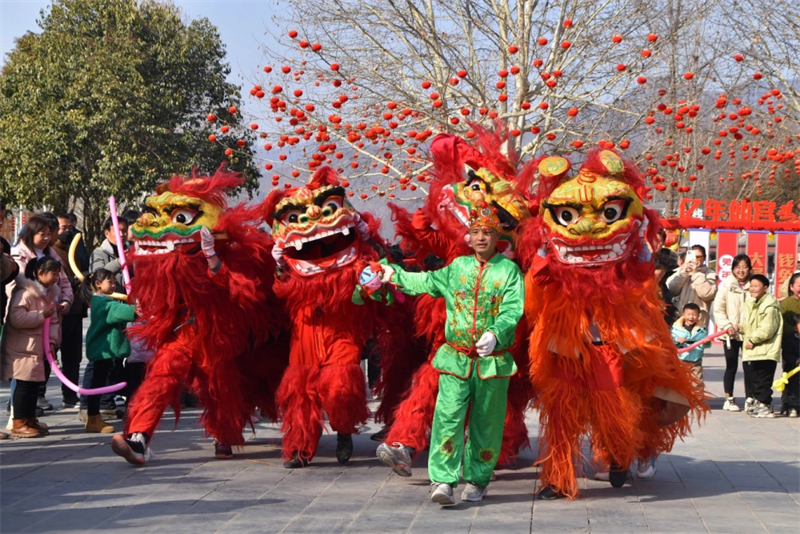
[1,344,799,533]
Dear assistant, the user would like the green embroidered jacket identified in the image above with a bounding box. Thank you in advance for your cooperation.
[390,253,524,379]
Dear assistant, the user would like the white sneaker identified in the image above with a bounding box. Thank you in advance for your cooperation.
[376,442,413,477]
[461,482,488,502]
[431,483,455,505]
[594,471,610,481]
[637,457,658,479]
[723,398,741,412]
[744,397,756,414]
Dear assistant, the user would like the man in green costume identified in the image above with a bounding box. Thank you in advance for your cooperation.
[378,203,525,505]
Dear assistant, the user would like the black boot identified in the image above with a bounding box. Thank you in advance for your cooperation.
[284,451,309,469]
[336,433,353,464]
[609,463,628,488]
[536,485,566,500]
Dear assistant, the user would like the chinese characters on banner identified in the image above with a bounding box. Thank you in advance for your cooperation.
[746,231,769,275]
[716,230,739,284]
[679,198,798,226]
[775,232,799,297]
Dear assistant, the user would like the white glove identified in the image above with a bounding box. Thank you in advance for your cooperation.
[475,332,497,357]
[200,227,216,258]
[272,243,286,266]
[378,264,394,284]
[355,218,370,241]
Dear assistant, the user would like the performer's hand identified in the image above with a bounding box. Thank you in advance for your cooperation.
[272,242,287,267]
[200,227,216,258]
[378,264,394,283]
[476,332,497,357]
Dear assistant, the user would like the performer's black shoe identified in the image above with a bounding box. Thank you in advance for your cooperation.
[609,463,628,488]
[336,433,353,464]
[284,452,309,469]
[370,426,388,442]
[536,485,565,500]
[213,439,233,459]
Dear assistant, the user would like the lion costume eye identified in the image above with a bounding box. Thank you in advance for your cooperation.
[281,210,302,225]
[553,206,580,226]
[322,196,343,215]
[600,200,627,223]
[171,209,199,225]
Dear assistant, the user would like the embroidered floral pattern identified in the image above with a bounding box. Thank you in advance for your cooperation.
[440,436,456,457]
[478,447,496,464]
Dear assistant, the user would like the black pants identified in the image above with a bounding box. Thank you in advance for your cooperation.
[781,334,800,409]
[80,361,118,411]
[744,360,778,406]
[13,379,40,420]
[124,361,146,406]
[58,315,84,404]
[723,339,744,397]
[87,359,122,416]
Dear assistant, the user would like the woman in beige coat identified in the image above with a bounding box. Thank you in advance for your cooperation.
[1,257,62,438]
[713,254,752,412]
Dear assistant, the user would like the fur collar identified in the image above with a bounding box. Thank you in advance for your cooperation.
[15,277,60,300]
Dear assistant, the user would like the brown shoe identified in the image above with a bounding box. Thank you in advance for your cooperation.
[11,419,44,438]
[27,418,49,435]
[85,414,114,433]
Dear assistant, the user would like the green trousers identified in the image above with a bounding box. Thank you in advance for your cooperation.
[428,371,510,488]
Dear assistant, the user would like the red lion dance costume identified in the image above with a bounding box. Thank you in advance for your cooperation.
[111,169,282,465]
[263,166,406,468]
[377,126,534,476]
[518,148,708,500]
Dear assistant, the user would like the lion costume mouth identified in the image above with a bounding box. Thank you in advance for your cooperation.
[549,218,647,266]
[278,217,358,275]
[134,232,200,256]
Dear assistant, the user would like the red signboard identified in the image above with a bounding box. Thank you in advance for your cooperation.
[775,232,799,296]
[746,231,769,275]
[716,230,740,285]
[674,198,800,231]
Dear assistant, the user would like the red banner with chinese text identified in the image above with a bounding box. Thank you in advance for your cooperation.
[775,232,799,297]
[746,231,769,275]
[716,230,740,285]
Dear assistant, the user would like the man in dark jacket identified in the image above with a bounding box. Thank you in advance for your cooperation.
[52,213,89,409]
[89,217,128,293]
[1,202,19,324]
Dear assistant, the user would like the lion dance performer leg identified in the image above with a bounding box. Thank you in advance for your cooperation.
[377,126,534,476]
[111,169,282,465]
[517,149,708,500]
[262,166,394,468]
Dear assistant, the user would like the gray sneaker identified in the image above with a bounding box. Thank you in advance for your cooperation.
[461,482,488,502]
[376,442,413,477]
[744,397,756,414]
[751,402,776,418]
[431,482,455,505]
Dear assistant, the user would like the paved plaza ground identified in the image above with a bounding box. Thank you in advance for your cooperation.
[1,344,798,533]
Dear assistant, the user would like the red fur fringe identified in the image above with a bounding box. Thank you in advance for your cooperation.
[318,364,370,433]
[383,361,440,452]
[276,365,324,461]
